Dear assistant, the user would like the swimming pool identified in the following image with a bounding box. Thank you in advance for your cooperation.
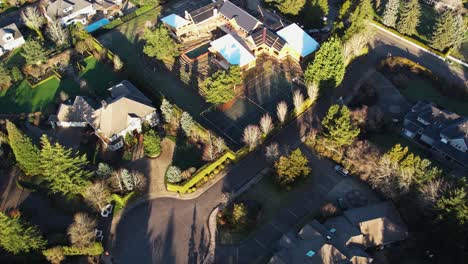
[85,18,110,33]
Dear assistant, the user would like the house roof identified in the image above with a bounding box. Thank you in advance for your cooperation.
[56,81,156,138]
[187,0,220,24]
[210,34,255,67]
[344,202,408,247]
[161,14,191,29]
[0,23,23,46]
[46,0,93,20]
[219,0,261,33]
[276,23,319,57]
[250,27,286,51]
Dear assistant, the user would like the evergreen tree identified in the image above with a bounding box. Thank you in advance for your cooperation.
[382,0,400,28]
[274,149,311,187]
[397,0,421,35]
[231,203,248,229]
[6,121,41,176]
[39,135,92,196]
[309,0,329,27]
[436,188,468,225]
[143,25,181,63]
[343,0,373,40]
[0,212,46,254]
[160,98,174,122]
[180,112,195,136]
[21,40,48,65]
[0,64,11,87]
[321,104,360,147]
[143,130,161,157]
[201,66,242,104]
[304,37,345,89]
[430,10,465,51]
[265,0,306,15]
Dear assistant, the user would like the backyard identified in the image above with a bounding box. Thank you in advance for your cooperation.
[0,77,79,114]
[79,56,121,97]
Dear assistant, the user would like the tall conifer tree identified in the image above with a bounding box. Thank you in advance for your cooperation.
[382,0,400,28]
[6,121,41,176]
[397,0,421,35]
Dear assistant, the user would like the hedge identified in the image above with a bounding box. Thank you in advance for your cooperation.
[370,21,449,58]
[167,151,236,193]
[112,191,137,214]
[43,243,103,257]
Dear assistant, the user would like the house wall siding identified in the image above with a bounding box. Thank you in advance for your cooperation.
[1,37,25,51]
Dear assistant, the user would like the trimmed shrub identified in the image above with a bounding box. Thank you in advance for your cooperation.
[143,130,161,157]
[166,166,182,183]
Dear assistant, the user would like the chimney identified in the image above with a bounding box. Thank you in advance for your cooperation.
[262,27,267,43]
[184,10,189,20]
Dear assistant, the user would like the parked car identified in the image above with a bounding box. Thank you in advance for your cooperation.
[101,204,113,218]
[334,165,349,176]
[337,198,347,210]
[95,229,104,242]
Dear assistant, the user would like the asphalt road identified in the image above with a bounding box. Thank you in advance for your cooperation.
[111,29,467,264]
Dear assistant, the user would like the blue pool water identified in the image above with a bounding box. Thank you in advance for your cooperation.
[85,18,110,33]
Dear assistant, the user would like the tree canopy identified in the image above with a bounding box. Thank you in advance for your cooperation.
[6,121,41,176]
[39,135,92,196]
[143,25,181,62]
[430,10,465,51]
[274,148,311,187]
[343,0,373,40]
[21,40,48,65]
[0,64,11,87]
[200,66,242,104]
[382,0,400,28]
[321,104,360,147]
[265,0,306,15]
[396,0,421,36]
[143,130,161,157]
[0,213,46,254]
[304,37,345,89]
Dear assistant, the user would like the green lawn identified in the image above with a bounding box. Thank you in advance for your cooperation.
[398,77,468,116]
[79,56,121,97]
[369,132,428,158]
[171,137,205,171]
[0,77,80,114]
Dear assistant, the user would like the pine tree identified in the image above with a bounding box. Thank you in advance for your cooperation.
[382,0,400,28]
[397,0,421,35]
[265,0,306,15]
[21,40,48,65]
[304,37,345,89]
[343,0,373,40]
[143,25,181,63]
[39,135,92,196]
[201,66,242,104]
[0,64,11,87]
[6,121,41,176]
[321,104,360,147]
[0,212,46,254]
[274,149,311,187]
[430,10,465,51]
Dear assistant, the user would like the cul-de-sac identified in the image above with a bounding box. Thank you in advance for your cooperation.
[0,0,467,263]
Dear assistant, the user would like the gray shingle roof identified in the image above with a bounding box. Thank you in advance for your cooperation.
[0,23,23,46]
[46,0,93,20]
[219,0,261,33]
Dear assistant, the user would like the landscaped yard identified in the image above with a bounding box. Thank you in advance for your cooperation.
[0,77,80,114]
[79,56,121,97]
[171,136,205,171]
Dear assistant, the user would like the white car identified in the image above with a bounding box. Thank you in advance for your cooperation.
[101,204,114,218]
[95,229,103,242]
[334,165,349,176]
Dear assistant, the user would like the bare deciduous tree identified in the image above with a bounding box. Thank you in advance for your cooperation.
[265,143,279,163]
[418,179,448,210]
[213,136,226,157]
[276,101,288,124]
[83,181,110,211]
[67,213,97,248]
[21,7,45,35]
[47,21,69,46]
[344,140,379,181]
[343,30,374,65]
[293,90,304,112]
[259,113,273,136]
[131,170,147,193]
[243,125,261,150]
[307,82,319,103]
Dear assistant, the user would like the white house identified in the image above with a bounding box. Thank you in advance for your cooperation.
[50,81,159,151]
[0,23,25,56]
[44,0,97,26]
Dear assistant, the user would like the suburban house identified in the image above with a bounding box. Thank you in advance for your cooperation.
[402,101,468,169]
[268,202,408,264]
[161,0,319,69]
[0,23,25,56]
[49,81,158,151]
[44,0,97,26]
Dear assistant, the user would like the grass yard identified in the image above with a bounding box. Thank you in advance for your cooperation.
[369,132,427,158]
[0,77,80,114]
[398,76,468,116]
[171,137,205,171]
[79,56,121,97]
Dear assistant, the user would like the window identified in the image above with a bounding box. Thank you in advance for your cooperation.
[5,36,12,41]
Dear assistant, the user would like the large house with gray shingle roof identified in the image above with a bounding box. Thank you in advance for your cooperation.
[0,23,25,56]
[403,101,468,169]
[44,0,97,26]
[269,202,407,264]
[49,81,158,150]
